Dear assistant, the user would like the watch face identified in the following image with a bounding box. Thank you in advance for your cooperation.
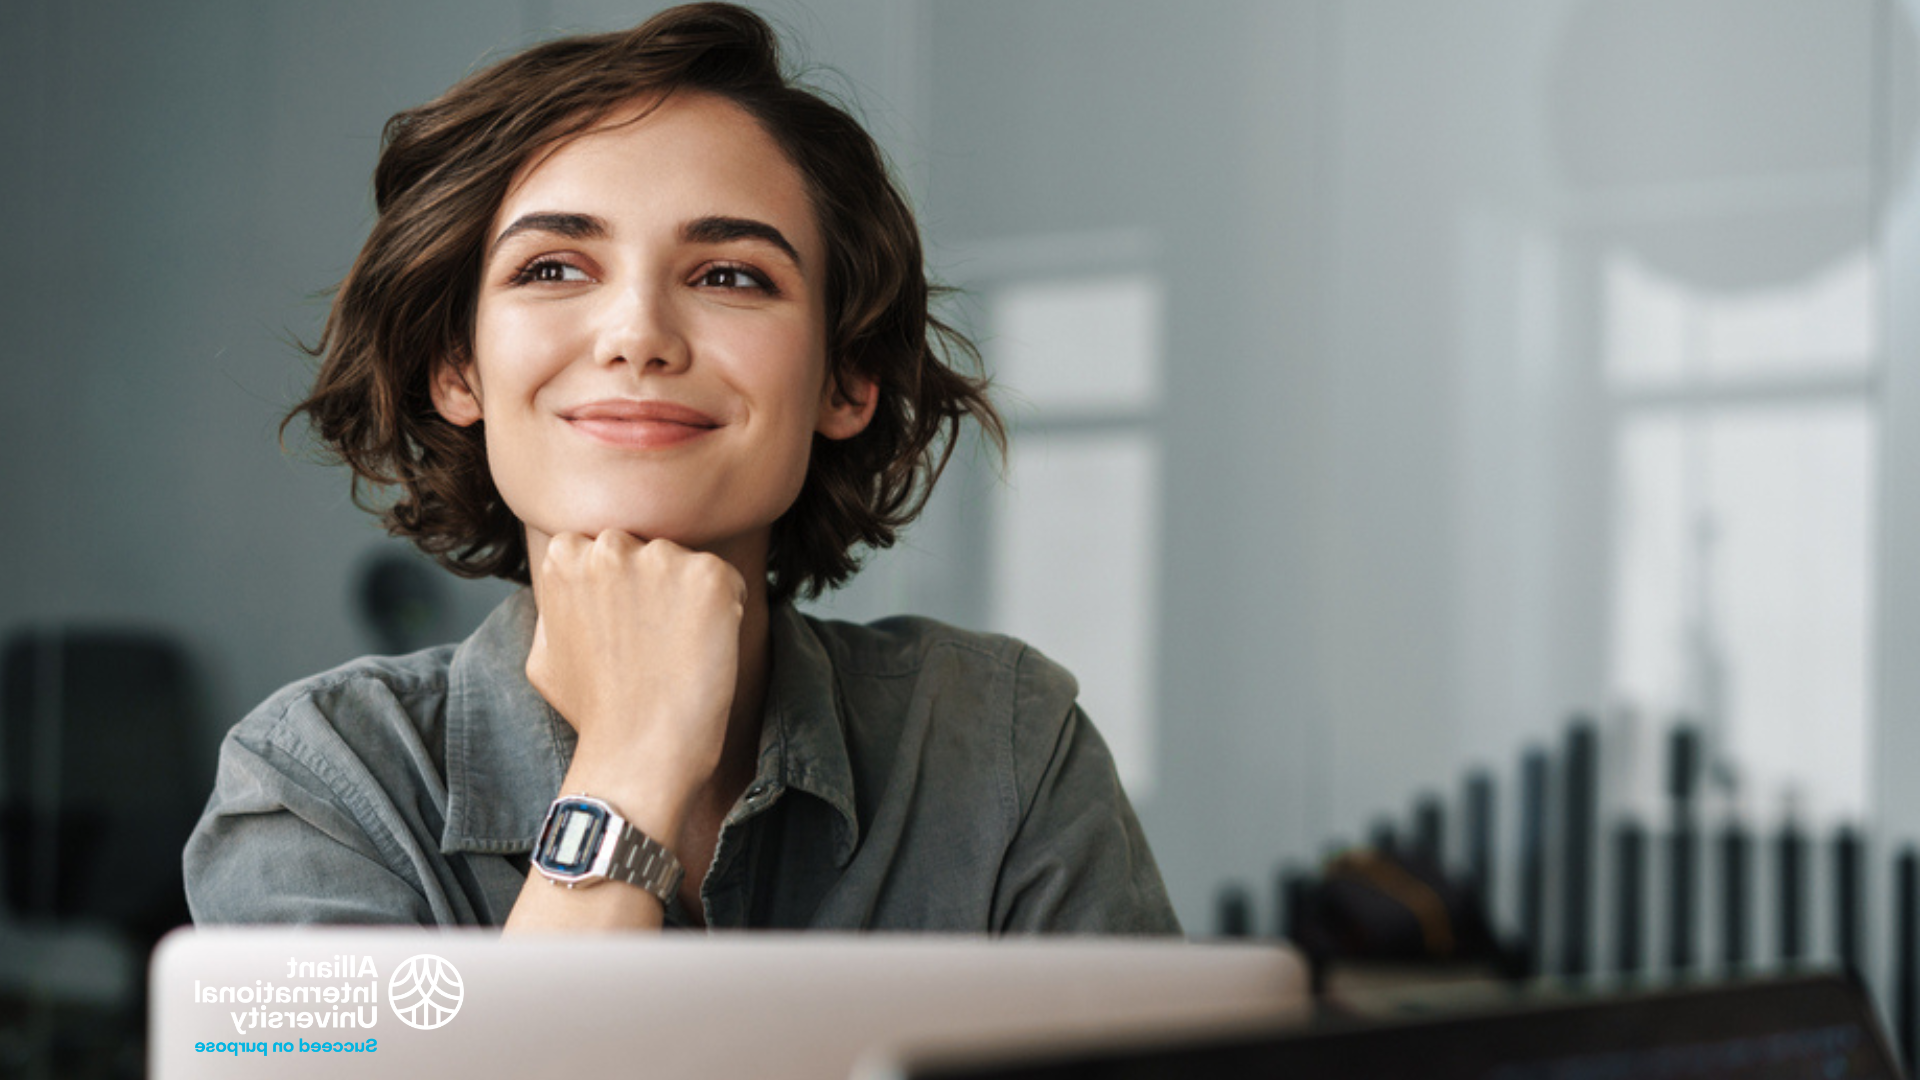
[535,798,610,876]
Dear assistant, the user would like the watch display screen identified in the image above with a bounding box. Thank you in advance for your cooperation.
[537,799,609,875]
[556,813,593,864]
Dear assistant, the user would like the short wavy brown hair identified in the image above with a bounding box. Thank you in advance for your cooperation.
[288,2,1002,603]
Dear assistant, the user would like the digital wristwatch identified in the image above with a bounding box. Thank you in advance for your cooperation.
[531,793,684,905]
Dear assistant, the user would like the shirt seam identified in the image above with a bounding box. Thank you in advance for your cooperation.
[248,699,438,890]
[997,645,1025,852]
[823,634,1021,680]
[278,664,451,706]
[445,639,568,853]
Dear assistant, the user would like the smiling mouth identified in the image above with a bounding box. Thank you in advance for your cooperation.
[562,400,721,449]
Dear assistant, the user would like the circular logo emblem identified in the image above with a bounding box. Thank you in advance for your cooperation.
[387,954,464,1030]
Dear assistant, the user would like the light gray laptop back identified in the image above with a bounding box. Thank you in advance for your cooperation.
[150,929,1308,1079]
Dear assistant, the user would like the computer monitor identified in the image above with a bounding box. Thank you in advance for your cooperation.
[868,972,1902,1080]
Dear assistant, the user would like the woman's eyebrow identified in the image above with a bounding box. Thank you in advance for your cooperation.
[682,215,803,270]
[488,211,609,260]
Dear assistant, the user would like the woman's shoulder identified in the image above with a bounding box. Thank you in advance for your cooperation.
[791,609,1082,751]
[799,610,1076,695]
[226,646,460,761]
[190,644,494,927]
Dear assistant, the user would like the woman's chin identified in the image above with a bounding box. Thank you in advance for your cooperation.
[575,523,684,545]
[530,517,764,557]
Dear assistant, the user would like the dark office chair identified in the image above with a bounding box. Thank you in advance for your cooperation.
[2,629,203,934]
[0,628,206,1079]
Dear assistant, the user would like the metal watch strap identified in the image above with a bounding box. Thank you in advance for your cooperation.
[607,818,685,905]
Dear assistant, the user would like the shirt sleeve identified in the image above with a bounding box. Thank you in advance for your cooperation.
[991,649,1183,936]
[183,701,443,926]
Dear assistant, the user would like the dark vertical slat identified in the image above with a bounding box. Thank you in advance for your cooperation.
[1216,883,1253,938]
[1466,770,1496,908]
[1283,871,1330,998]
[1835,826,1862,977]
[1273,865,1289,940]
[1520,748,1550,978]
[1281,868,1311,942]
[1413,794,1445,867]
[1669,826,1697,975]
[1561,721,1597,980]
[1895,848,1916,1074]
[1667,725,1700,976]
[1615,820,1646,978]
[1779,821,1806,966]
[1667,725,1700,801]
[1720,822,1749,974]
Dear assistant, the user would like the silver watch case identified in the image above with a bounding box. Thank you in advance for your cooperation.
[532,793,684,903]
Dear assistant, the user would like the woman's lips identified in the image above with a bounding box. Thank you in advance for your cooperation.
[562,400,721,449]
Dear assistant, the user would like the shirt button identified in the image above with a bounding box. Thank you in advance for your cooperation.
[746,783,770,801]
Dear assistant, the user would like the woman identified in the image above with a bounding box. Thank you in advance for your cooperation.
[185,2,1177,935]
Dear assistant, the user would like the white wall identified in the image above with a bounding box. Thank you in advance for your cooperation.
[910,0,1339,928]
[900,0,1902,947]
[0,1,540,766]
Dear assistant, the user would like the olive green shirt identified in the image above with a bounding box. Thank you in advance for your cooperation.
[184,590,1179,934]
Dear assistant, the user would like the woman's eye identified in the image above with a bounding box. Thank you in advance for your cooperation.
[696,264,771,291]
[509,259,589,285]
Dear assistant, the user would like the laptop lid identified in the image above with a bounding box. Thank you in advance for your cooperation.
[869,972,1903,1080]
[150,928,1308,1079]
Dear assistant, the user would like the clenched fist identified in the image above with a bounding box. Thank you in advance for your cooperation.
[527,531,748,832]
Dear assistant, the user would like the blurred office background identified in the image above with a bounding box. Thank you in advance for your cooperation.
[6,0,1920,1069]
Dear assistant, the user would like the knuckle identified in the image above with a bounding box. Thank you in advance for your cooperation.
[690,554,744,598]
[546,534,583,567]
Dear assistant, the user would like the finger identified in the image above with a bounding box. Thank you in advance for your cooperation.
[641,536,686,560]
[585,530,641,573]
[598,528,642,553]
[556,531,596,560]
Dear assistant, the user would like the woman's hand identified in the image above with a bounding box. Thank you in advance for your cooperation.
[525,530,747,840]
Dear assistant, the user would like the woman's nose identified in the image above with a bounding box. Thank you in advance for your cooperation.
[593,281,690,373]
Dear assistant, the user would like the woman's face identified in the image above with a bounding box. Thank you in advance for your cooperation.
[434,91,873,574]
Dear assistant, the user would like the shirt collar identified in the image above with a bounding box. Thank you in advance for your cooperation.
[439,589,860,865]
[441,589,572,853]
[761,601,860,865]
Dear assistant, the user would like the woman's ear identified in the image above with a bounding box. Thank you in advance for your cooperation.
[817,368,878,441]
[430,356,485,427]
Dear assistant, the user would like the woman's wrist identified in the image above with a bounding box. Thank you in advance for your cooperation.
[558,749,699,848]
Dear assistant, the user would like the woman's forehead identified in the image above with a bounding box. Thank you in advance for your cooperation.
[491,92,821,257]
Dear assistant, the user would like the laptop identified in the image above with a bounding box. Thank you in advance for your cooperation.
[864,971,1904,1080]
[149,929,1308,1079]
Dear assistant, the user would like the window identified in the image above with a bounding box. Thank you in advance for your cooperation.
[982,267,1165,798]
[1603,248,1876,823]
